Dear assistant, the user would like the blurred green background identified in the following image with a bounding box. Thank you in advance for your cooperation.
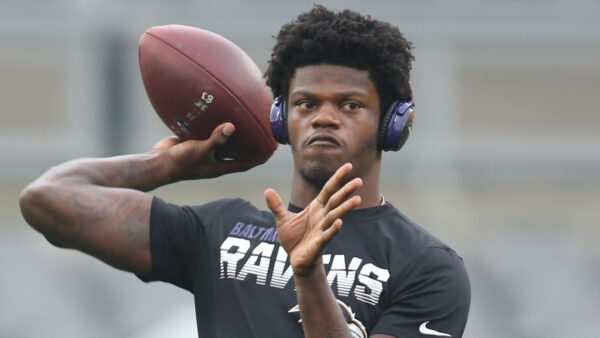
[1,1,599,337]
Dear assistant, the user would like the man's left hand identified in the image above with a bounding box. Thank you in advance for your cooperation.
[264,163,363,277]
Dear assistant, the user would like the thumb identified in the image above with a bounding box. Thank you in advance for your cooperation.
[264,188,288,225]
[205,122,235,150]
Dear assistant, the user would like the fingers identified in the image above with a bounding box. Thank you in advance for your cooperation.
[158,122,234,153]
[320,195,361,232]
[315,163,353,206]
[264,188,288,225]
[152,136,182,151]
[321,219,343,247]
[325,177,362,212]
[316,163,362,214]
[155,123,233,158]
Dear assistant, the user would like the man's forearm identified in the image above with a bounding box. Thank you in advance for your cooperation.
[294,265,352,338]
[44,150,178,191]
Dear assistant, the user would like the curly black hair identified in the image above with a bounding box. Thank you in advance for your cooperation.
[264,4,414,114]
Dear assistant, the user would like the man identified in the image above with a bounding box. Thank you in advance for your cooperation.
[20,5,470,338]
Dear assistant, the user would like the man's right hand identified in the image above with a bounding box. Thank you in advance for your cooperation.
[153,122,267,181]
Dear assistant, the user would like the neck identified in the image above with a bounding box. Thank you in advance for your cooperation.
[290,161,382,209]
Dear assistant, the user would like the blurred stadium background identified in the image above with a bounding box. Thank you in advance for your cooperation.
[1,1,599,337]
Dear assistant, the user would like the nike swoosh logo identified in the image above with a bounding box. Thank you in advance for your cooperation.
[419,321,452,337]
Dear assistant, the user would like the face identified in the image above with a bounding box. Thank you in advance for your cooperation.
[287,65,381,189]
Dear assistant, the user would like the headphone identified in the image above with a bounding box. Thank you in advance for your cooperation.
[269,95,414,151]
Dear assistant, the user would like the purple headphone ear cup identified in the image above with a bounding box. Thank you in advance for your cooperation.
[378,99,414,151]
[270,96,289,144]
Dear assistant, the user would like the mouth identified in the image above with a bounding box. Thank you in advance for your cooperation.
[305,133,342,147]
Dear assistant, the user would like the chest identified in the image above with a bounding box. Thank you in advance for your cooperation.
[196,222,393,335]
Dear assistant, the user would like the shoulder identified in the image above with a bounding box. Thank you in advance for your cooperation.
[384,203,458,257]
[385,206,470,304]
[369,203,469,293]
[338,203,463,265]
[404,246,469,290]
[368,209,471,337]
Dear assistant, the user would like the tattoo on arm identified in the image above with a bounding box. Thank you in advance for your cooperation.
[21,153,173,275]
[43,184,152,274]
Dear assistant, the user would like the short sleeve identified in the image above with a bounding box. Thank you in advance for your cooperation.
[142,196,207,291]
[370,247,471,337]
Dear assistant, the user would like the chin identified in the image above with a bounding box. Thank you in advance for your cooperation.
[299,159,342,189]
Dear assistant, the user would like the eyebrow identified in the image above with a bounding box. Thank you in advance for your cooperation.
[289,90,368,99]
[289,90,314,98]
[340,91,368,98]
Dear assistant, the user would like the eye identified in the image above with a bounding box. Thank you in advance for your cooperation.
[296,101,315,111]
[341,102,362,111]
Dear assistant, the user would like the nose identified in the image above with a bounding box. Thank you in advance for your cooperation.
[311,102,340,129]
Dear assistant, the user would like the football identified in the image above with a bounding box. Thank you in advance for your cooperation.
[138,25,277,161]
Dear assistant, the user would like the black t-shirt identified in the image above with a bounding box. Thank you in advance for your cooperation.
[144,197,470,337]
